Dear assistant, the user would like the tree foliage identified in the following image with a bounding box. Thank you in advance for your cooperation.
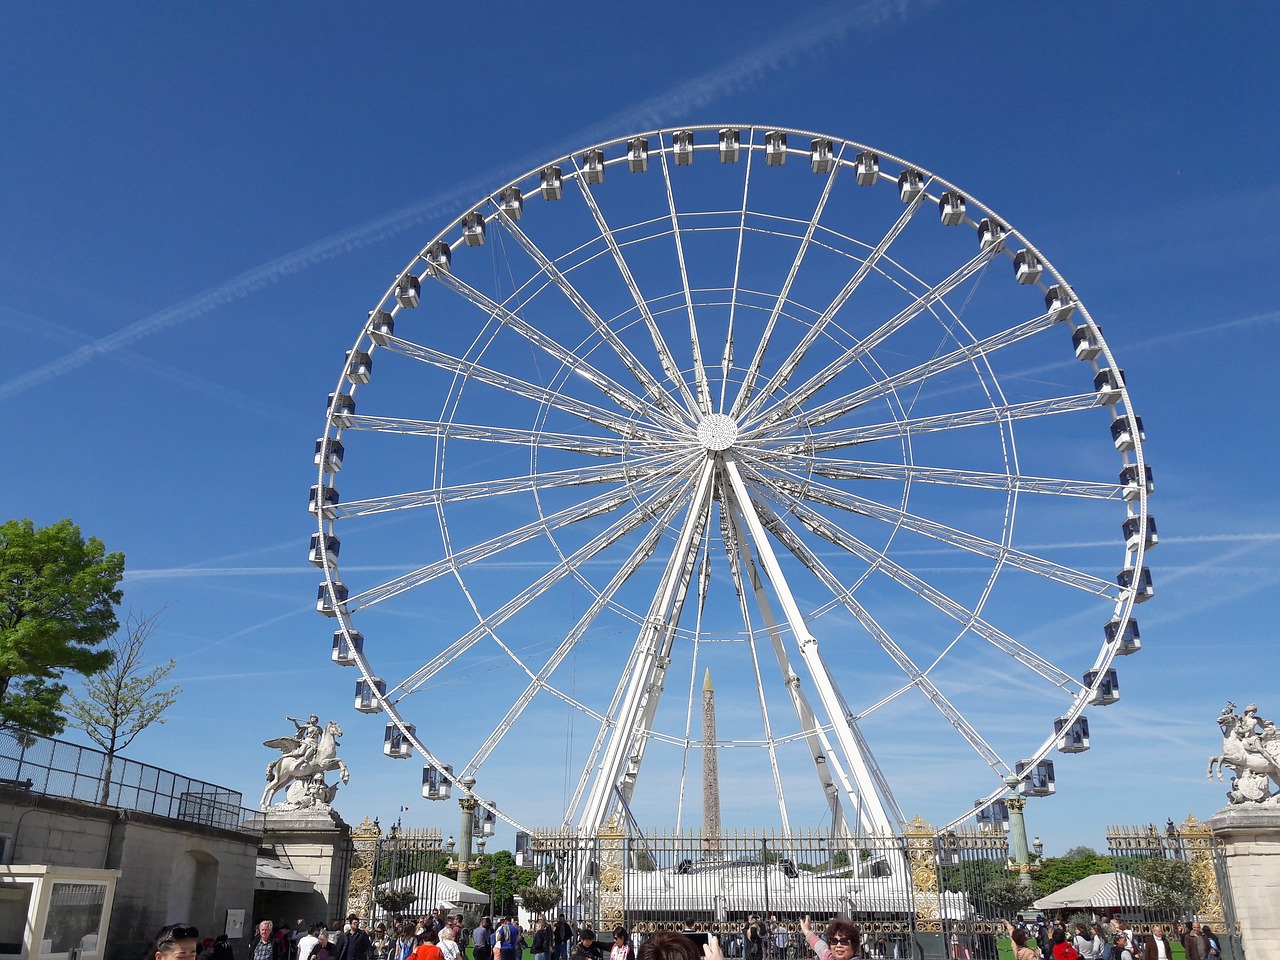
[1063,846,1100,860]
[66,609,181,803]
[375,888,418,915]
[1132,856,1196,916]
[1033,852,1114,897]
[516,885,563,915]
[0,519,124,737]
[982,875,1036,913]
[476,850,534,917]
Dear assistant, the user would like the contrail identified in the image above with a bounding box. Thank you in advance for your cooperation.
[1,0,926,401]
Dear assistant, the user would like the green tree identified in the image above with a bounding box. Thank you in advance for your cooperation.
[477,850,534,917]
[0,519,124,737]
[1033,852,1114,897]
[66,609,181,804]
[1132,856,1196,917]
[982,875,1036,913]
[1063,846,1099,860]
[516,884,563,915]
[375,888,418,915]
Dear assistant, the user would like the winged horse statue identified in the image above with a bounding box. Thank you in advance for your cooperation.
[261,717,350,809]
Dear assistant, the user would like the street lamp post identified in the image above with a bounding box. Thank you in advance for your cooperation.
[1004,775,1044,892]
[386,820,401,923]
[445,777,489,887]
[489,862,498,919]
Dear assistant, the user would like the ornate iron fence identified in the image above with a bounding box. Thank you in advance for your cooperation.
[520,817,1011,958]
[0,728,264,831]
[1106,817,1239,959]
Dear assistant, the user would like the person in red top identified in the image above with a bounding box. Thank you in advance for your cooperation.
[1049,929,1078,960]
[414,929,443,960]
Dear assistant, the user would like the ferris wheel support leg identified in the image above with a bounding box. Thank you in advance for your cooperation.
[721,456,898,835]
[576,455,718,834]
[719,487,849,835]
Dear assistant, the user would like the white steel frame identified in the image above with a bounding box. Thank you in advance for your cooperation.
[316,126,1152,837]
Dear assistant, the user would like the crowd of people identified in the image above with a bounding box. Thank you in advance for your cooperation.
[1002,916,1222,960]
[151,911,1221,960]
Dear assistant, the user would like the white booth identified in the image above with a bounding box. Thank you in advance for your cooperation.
[0,866,119,960]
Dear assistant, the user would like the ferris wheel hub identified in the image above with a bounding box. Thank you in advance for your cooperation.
[696,414,740,451]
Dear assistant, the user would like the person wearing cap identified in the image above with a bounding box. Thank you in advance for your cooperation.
[157,924,201,960]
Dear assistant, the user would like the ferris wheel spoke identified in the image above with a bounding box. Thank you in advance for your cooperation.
[749,495,1008,773]
[786,310,1061,431]
[573,168,701,416]
[431,270,668,425]
[746,477,1078,690]
[763,466,1116,597]
[734,179,931,421]
[767,393,1101,454]
[392,470,693,698]
[656,139,713,416]
[383,334,661,441]
[730,145,845,415]
[719,139,754,411]
[466,493,688,778]
[493,213,692,426]
[333,453,683,519]
[347,483,663,612]
[749,241,1003,431]
[343,415,636,458]
[794,455,1124,500]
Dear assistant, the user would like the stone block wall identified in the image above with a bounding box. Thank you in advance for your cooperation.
[0,786,259,960]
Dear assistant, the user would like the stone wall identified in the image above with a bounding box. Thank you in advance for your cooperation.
[255,812,352,925]
[1207,806,1280,960]
[0,785,259,960]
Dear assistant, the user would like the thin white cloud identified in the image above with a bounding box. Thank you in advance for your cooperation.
[0,0,926,401]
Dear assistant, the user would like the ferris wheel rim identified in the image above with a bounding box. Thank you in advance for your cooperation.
[315,125,1151,836]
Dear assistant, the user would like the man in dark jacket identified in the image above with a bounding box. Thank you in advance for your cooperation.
[333,918,372,960]
[249,923,286,960]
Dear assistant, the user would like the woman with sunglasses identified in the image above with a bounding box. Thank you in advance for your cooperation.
[799,917,860,960]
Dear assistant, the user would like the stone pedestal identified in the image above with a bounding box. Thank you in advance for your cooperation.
[256,808,353,923]
[1207,805,1280,960]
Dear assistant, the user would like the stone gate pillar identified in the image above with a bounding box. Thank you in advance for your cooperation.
[1207,807,1280,960]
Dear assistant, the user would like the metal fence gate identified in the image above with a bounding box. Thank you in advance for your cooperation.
[346,818,451,923]
[1106,816,1240,959]
[524,816,1011,957]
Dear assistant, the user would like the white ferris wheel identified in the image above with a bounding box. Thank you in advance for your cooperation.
[312,126,1154,838]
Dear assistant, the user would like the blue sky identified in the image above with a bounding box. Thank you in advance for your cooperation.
[4,2,1278,856]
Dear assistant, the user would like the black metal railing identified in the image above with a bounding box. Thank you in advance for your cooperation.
[0,728,265,832]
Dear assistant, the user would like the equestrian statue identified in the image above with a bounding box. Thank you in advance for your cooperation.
[1207,701,1280,805]
[261,715,351,810]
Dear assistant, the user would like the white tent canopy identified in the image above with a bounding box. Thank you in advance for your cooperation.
[1031,873,1155,911]
[381,870,488,911]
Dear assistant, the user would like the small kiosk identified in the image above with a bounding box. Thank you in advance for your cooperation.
[0,866,119,960]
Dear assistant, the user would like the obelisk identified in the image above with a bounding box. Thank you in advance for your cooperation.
[702,669,722,853]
